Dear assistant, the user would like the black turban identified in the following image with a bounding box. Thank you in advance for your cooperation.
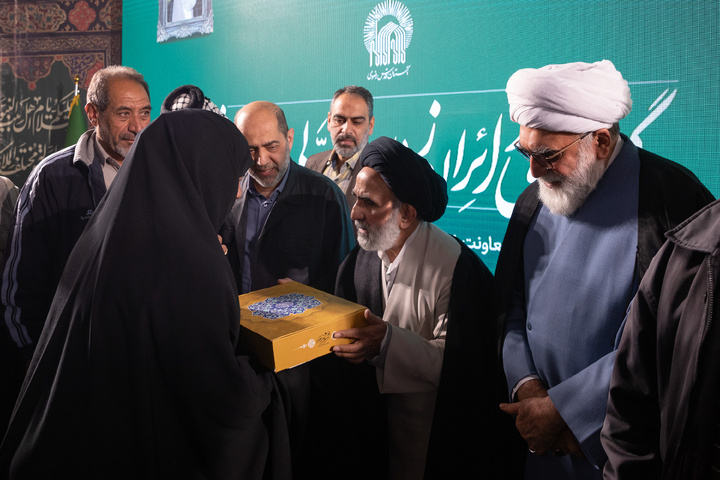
[359,136,448,222]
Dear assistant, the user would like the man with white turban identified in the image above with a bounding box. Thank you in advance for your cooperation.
[495,60,713,479]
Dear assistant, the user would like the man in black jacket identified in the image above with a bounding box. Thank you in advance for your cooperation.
[224,101,353,295]
[602,199,720,479]
[223,101,353,474]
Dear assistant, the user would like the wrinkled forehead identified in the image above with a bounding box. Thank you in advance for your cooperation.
[106,78,150,103]
[355,167,395,200]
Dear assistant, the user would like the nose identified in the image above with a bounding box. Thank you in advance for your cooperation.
[254,150,269,167]
[127,113,143,134]
[350,201,362,221]
[529,157,549,179]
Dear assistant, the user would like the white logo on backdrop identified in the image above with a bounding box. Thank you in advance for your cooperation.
[364,1,413,81]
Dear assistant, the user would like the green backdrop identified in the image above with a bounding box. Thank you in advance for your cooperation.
[123,0,719,271]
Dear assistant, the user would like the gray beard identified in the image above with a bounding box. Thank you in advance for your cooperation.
[248,152,290,189]
[98,125,132,159]
[537,138,607,216]
[335,144,358,159]
[333,133,369,159]
[355,207,401,252]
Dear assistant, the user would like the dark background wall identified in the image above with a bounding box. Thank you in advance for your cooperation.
[0,0,122,187]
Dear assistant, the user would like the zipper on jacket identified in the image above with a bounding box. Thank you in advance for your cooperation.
[672,255,715,467]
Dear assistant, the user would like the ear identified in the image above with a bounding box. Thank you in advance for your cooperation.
[368,116,375,135]
[85,103,99,128]
[326,111,332,133]
[286,128,295,150]
[398,203,418,229]
[594,128,613,161]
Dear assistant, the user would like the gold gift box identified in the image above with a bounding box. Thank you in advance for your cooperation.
[238,281,367,372]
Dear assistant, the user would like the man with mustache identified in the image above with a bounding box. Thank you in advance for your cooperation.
[223,101,353,475]
[495,60,713,480]
[306,85,374,210]
[1,66,150,359]
[0,65,151,432]
[328,137,511,479]
[225,101,353,295]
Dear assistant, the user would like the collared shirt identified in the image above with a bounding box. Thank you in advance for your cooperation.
[241,170,290,293]
[379,225,421,299]
[321,149,361,194]
[94,137,122,189]
[369,225,422,367]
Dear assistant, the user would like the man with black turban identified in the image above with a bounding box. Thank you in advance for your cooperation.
[328,137,511,479]
[495,60,713,480]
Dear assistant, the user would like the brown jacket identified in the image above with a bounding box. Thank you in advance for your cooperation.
[305,149,360,210]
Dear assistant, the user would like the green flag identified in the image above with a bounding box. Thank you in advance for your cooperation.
[64,94,87,147]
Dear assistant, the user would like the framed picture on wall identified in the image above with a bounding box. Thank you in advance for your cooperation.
[157,0,213,42]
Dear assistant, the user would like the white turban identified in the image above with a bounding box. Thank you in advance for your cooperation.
[506,60,632,133]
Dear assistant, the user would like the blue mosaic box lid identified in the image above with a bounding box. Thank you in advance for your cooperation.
[238,281,366,371]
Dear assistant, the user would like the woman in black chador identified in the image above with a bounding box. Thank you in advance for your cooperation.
[0,109,290,479]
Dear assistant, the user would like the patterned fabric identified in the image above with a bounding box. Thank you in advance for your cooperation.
[0,1,120,89]
[169,94,224,117]
[248,294,321,320]
[1,1,121,187]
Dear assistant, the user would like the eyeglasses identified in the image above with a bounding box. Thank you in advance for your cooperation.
[514,132,591,170]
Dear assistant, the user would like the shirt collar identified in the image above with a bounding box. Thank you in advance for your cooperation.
[330,148,363,171]
[379,222,422,273]
[93,135,122,171]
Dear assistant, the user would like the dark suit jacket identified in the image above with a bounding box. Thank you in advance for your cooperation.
[224,160,354,295]
[305,149,361,210]
[222,161,354,475]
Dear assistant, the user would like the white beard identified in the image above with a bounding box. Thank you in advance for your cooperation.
[355,207,401,252]
[537,138,607,216]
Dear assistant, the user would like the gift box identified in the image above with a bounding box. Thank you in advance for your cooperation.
[238,281,367,372]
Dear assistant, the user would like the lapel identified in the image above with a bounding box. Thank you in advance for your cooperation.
[306,150,332,172]
[230,175,251,271]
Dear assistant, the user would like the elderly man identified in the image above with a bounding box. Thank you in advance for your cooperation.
[329,137,508,479]
[305,85,374,209]
[495,60,713,479]
[224,101,353,294]
[0,64,150,433]
[223,101,353,472]
[2,66,151,360]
